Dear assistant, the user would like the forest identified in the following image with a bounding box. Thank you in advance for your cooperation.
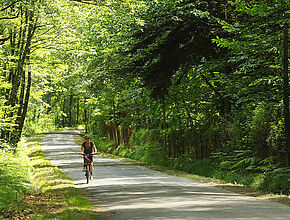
[0,0,289,198]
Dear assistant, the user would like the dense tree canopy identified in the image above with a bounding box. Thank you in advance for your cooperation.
[0,0,289,193]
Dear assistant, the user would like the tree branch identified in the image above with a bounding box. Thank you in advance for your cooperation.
[0,36,11,44]
[199,72,223,98]
[0,15,18,20]
[0,9,20,20]
[0,0,20,12]
[69,0,98,5]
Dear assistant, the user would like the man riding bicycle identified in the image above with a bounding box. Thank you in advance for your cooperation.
[80,134,97,180]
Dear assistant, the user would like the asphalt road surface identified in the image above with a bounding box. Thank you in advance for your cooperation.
[40,130,290,220]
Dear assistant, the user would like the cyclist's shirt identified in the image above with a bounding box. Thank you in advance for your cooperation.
[82,141,95,154]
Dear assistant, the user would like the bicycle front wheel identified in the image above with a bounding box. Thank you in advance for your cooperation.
[86,165,89,184]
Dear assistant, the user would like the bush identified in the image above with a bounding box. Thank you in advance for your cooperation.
[23,114,56,136]
[249,103,273,159]
[92,135,114,152]
[130,129,149,146]
[170,155,217,177]
[0,145,34,214]
[214,168,290,195]
[262,168,290,194]
[128,143,167,166]
[213,170,256,186]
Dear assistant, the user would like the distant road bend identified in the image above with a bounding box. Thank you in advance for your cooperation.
[40,130,290,220]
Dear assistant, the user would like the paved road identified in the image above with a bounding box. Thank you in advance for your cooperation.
[40,130,290,220]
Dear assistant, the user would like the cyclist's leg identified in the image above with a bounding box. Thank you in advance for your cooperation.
[90,162,93,173]
[83,157,86,171]
[89,155,93,174]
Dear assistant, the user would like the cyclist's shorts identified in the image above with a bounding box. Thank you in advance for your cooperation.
[84,154,93,163]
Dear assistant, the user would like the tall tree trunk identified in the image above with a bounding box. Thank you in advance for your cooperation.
[84,98,88,133]
[112,96,119,145]
[6,8,36,145]
[14,9,36,144]
[76,98,79,124]
[69,91,73,127]
[8,29,18,108]
[161,98,168,155]
[282,22,289,166]
[17,71,31,139]
[62,96,66,127]
[9,8,28,109]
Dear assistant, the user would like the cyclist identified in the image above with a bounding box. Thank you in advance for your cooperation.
[80,134,97,179]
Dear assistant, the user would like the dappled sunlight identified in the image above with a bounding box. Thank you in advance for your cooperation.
[39,131,290,220]
[84,173,267,219]
[1,1,289,218]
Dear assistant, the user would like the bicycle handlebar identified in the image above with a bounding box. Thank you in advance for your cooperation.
[81,153,97,155]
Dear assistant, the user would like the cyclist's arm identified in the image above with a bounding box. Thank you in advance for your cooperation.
[80,145,84,154]
[93,144,97,154]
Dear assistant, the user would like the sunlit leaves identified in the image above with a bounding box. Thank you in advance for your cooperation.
[212,0,288,108]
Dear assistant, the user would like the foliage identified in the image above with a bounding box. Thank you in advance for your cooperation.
[0,144,34,215]
[170,156,216,177]
[115,0,225,98]
[80,0,289,194]
[1,0,289,196]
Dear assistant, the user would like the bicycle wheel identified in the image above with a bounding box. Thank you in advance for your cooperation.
[86,165,89,184]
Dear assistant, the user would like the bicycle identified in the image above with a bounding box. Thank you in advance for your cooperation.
[82,153,96,184]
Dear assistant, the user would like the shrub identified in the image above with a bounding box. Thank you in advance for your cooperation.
[130,129,149,146]
[171,155,217,177]
[130,143,167,166]
[249,103,273,159]
[0,145,34,214]
[263,168,290,195]
[23,114,56,136]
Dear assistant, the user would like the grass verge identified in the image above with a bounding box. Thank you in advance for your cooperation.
[0,142,34,219]
[1,134,105,220]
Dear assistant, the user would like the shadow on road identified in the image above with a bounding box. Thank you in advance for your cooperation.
[40,131,290,220]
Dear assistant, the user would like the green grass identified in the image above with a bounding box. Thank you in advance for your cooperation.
[30,208,104,220]
[1,134,106,219]
[0,143,34,218]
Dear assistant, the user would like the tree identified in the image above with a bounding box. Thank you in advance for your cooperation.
[282,22,289,165]
[0,0,37,145]
[214,0,289,163]
[0,0,87,145]
[115,0,227,99]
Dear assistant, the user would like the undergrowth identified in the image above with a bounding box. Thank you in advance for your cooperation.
[0,143,34,217]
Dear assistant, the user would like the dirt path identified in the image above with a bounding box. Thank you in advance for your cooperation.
[40,130,290,220]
